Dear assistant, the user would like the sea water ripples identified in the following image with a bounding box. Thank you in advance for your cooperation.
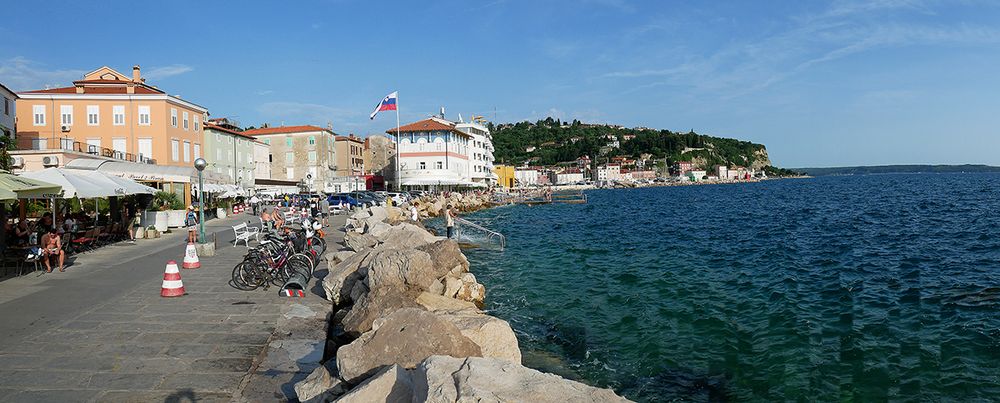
[464,174,1000,402]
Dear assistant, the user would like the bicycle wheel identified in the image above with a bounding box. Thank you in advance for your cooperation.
[231,261,261,291]
[288,253,314,277]
[309,235,326,256]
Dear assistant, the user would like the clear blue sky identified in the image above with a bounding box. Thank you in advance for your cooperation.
[3,0,999,167]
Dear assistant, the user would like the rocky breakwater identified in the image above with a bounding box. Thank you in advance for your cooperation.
[295,206,630,402]
[412,192,496,219]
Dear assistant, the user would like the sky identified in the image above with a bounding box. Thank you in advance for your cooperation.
[2,0,999,167]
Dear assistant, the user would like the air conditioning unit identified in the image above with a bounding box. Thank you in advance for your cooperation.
[60,125,71,132]
[10,156,24,169]
[42,156,60,167]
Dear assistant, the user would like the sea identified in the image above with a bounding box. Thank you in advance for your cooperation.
[458,174,1000,402]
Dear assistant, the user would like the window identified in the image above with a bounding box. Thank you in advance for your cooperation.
[183,141,191,162]
[193,116,200,131]
[285,137,292,146]
[436,161,443,169]
[182,111,189,130]
[138,138,152,159]
[113,105,125,126]
[309,136,316,145]
[419,162,426,170]
[33,105,45,126]
[86,139,101,153]
[170,108,178,127]
[216,148,222,160]
[3,97,9,116]
[60,105,73,126]
[138,105,151,125]
[113,138,126,154]
[285,151,294,162]
[308,151,317,162]
[286,167,294,179]
[171,139,179,161]
[194,143,200,159]
[86,105,99,125]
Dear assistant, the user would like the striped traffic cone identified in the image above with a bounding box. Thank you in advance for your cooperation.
[182,242,200,269]
[161,261,185,297]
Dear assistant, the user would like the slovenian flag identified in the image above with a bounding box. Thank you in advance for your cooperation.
[369,91,398,120]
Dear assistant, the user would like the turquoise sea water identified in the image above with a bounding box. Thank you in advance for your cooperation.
[461,174,1000,402]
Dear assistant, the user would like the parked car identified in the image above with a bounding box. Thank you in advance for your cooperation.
[328,194,361,208]
[346,192,378,208]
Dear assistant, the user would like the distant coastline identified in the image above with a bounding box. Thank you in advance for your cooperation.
[794,164,1000,176]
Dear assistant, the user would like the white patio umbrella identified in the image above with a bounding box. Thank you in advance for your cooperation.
[21,168,128,227]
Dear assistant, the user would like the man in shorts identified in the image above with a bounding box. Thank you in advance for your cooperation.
[185,206,198,243]
[40,227,65,272]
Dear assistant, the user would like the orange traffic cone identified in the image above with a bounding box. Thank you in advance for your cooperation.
[161,261,185,297]
[182,242,200,269]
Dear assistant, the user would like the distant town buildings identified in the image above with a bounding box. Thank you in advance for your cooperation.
[1,82,15,139]
[242,125,337,192]
[364,134,396,176]
[334,135,365,177]
[203,118,261,191]
[389,112,496,189]
[494,164,515,188]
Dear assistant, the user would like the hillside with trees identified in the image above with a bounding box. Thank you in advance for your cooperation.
[490,117,774,171]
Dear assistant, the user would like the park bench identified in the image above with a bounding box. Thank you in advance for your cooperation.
[232,222,254,247]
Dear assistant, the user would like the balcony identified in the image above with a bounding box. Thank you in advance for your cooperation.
[16,136,156,164]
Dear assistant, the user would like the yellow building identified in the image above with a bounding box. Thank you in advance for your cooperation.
[494,164,515,188]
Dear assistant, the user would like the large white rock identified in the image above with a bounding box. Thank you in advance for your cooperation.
[321,248,375,305]
[412,355,632,402]
[336,364,413,403]
[377,223,441,250]
[365,249,439,292]
[293,360,346,402]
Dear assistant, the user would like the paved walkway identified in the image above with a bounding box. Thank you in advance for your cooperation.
[0,213,343,402]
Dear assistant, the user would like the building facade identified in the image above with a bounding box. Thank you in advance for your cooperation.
[252,140,271,181]
[242,125,337,192]
[334,135,365,177]
[364,134,396,176]
[514,168,540,187]
[455,120,497,187]
[203,120,259,191]
[494,164,515,188]
[1,82,15,139]
[15,65,207,167]
[391,117,471,188]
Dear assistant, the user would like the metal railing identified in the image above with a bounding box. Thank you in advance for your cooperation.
[16,136,156,164]
[454,216,505,251]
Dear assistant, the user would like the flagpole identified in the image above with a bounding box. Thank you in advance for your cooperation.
[395,94,401,192]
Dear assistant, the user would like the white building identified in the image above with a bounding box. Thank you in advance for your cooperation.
[0,82,14,139]
[597,164,623,181]
[252,140,271,180]
[392,117,472,188]
[686,170,707,181]
[515,168,540,187]
[554,171,584,184]
[455,119,497,187]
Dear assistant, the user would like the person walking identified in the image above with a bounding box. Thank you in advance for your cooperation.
[249,194,261,215]
[185,206,199,243]
[445,204,457,238]
[319,196,330,227]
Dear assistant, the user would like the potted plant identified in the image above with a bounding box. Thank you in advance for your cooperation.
[145,225,158,238]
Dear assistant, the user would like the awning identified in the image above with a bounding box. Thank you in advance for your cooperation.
[64,158,228,184]
[0,171,62,200]
[21,168,122,198]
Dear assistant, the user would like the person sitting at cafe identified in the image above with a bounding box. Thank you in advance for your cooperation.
[40,226,65,272]
[14,220,31,246]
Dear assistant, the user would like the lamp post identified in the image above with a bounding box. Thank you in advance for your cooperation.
[194,157,207,243]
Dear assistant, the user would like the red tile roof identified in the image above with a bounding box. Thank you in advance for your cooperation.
[204,123,258,140]
[335,135,363,143]
[19,85,162,95]
[387,118,470,137]
[242,125,330,136]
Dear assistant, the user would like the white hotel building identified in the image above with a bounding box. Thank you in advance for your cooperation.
[391,116,495,188]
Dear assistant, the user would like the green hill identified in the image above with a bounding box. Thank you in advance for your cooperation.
[490,118,773,171]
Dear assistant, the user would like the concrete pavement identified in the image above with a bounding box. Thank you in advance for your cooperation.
[0,212,343,402]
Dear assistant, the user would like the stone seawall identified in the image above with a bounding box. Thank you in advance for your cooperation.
[293,198,631,402]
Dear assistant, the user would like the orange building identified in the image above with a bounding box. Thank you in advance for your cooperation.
[15,65,207,167]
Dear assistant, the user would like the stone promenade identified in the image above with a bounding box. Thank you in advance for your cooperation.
[0,213,342,402]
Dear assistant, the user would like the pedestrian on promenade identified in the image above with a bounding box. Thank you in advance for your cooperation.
[249,195,261,215]
[445,204,457,238]
[185,206,199,243]
[40,227,65,272]
[319,197,330,227]
[410,202,419,222]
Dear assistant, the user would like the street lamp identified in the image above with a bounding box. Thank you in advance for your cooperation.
[194,157,207,243]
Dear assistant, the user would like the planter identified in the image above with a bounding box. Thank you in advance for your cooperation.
[196,242,216,257]
[166,210,186,228]
[152,230,161,238]
[142,211,170,232]
[216,208,227,219]
[135,228,146,239]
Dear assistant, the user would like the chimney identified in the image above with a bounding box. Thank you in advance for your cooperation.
[132,65,141,82]
[440,107,445,119]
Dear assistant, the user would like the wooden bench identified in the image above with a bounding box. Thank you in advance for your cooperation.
[232,223,254,247]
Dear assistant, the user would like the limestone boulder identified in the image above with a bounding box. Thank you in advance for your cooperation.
[455,273,486,305]
[368,206,388,223]
[365,221,393,238]
[365,249,440,292]
[327,250,356,265]
[443,276,463,299]
[321,248,375,305]
[336,308,482,385]
[341,287,423,336]
[343,232,378,252]
[412,355,631,403]
[414,291,479,314]
[335,364,414,403]
[293,360,347,402]
[384,206,406,224]
[377,223,440,250]
[350,209,371,220]
[417,239,469,276]
[414,292,521,364]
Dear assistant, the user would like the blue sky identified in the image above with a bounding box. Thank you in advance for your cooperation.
[2,0,999,167]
